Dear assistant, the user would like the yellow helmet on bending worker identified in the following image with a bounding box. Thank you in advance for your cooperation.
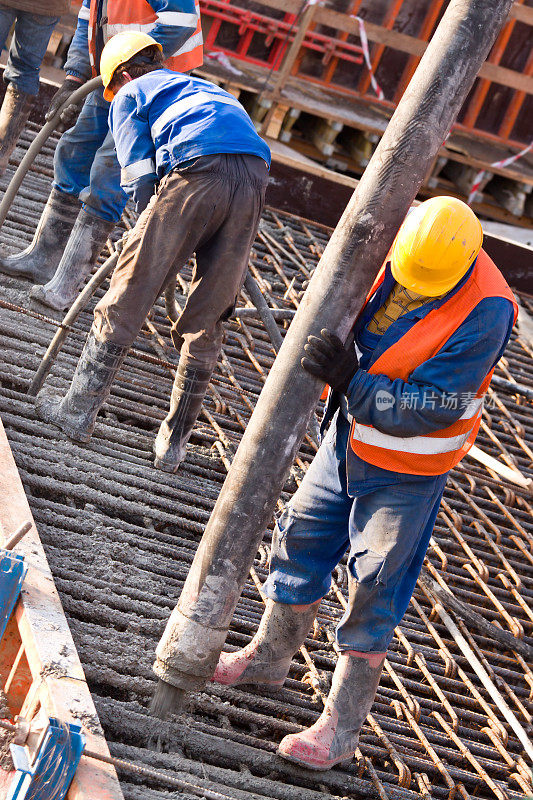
[100,32,163,102]
[391,196,483,297]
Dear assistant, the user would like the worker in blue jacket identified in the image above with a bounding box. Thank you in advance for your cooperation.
[36,32,271,475]
[0,0,203,314]
[213,197,517,771]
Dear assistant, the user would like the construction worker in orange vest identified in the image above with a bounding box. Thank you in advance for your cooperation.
[212,197,517,770]
[0,0,203,312]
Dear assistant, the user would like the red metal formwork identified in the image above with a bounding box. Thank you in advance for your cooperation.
[201,0,364,76]
[200,0,533,148]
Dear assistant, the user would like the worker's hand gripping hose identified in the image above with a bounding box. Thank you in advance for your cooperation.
[46,77,86,130]
[0,76,103,234]
[302,328,359,394]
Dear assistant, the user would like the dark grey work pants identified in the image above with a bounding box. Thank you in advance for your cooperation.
[93,154,269,369]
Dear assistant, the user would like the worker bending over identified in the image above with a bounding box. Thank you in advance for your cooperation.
[0,0,203,313]
[213,198,517,770]
[36,33,270,474]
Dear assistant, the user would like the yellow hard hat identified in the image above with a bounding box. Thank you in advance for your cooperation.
[391,197,483,297]
[101,32,163,102]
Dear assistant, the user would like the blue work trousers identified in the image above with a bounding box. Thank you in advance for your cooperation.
[263,412,447,653]
[53,86,128,223]
[0,7,59,95]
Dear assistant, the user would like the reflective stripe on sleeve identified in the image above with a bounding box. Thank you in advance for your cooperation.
[105,22,156,38]
[172,30,204,56]
[151,90,243,137]
[157,11,199,26]
[78,4,91,20]
[351,423,473,455]
[121,158,156,184]
[459,396,483,420]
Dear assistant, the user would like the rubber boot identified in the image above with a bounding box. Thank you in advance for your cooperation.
[212,599,321,687]
[0,83,33,178]
[153,361,212,473]
[277,650,386,770]
[0,187,80,282]
[35,327,127,443]
[30,208,114,311]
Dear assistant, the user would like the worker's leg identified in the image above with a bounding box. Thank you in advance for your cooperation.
[30,115,125,310]
[0,10,58,177]
[213,413,353,687]
[52,89,112,207]
[0,8,16,51]
[3,10,59,96]
[0,10,59,177]
[0,89,107,281]
[34,163,244,441]
[154,154,269,472]
[278,468,447,769]
[338,471,447,652]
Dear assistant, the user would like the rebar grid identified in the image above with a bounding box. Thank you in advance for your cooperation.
[0,121,531,800]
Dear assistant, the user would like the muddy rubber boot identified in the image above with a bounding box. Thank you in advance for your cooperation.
[212,599,321,688]
[277,650,385,770]
[0,83,33,178]
[35,327,127,443]
[0,187,80,282]
[153,361,212,473]
[30,208,114,311]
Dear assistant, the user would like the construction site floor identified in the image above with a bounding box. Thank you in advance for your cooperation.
[0,121,532,800]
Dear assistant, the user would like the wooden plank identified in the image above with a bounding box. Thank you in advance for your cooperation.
[242,1,533,96]
[270,2,317,96]
[313,7,533,94]
[0,418,124,800]
[478,61,533,93]
[509,3,533,24]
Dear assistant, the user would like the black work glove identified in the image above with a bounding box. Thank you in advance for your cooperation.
[301,328,359,394]
[134,180,157,214]
[46,77,84,130]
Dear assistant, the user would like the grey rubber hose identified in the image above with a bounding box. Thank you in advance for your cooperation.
[0,76,103,232]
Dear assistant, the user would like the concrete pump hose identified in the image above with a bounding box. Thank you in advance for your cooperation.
[0,76,103,232]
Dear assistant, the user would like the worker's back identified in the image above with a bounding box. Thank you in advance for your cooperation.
[110,68,271,179]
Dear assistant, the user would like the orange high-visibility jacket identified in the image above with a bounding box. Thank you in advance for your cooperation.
[349,249,518,475]
[88,0,203,76]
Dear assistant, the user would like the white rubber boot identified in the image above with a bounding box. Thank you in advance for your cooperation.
[0,83,33,178]
[0,188,80,283]
[36,327,127,443]
[277,650,385,769]
[213,599,320,687]
[30,208,114,311]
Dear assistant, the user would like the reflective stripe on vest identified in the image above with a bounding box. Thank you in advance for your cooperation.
[350,249,518,476]
[89,0,203,76]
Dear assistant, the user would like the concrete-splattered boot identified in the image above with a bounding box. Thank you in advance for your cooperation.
[213,599,320,687]
[0,84,33,178]
[35,327,127,442]
[30,208,114,311]
[153,361,212,473]
[0,188,80,282]
[277,651,385,769]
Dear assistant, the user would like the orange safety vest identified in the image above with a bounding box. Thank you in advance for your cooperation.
[88,0,203,77]
[349,249,518,476]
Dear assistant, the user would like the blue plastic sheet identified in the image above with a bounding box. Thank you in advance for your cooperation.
[0,551,26,643]
[7,718,86,800]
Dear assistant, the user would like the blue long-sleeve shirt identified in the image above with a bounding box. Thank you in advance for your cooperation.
[64,0,199,81]
[323,260,515,481]
[109,68,271,209]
